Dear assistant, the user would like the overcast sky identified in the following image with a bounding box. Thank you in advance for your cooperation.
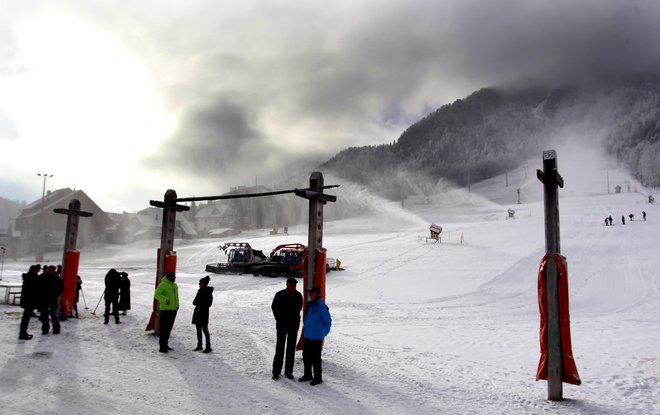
[1,0,659,212]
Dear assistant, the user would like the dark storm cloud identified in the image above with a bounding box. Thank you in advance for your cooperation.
[145,97,264,175]
[31,0,660,186]
[447,0,660,86]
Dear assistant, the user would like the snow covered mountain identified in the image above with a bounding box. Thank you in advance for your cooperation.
[322,77,660,200]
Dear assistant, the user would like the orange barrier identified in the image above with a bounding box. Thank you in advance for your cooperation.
[296,248,327,350]
[60,250,80,317]
[536,254,581,385]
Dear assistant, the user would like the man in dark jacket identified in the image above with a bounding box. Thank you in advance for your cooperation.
[104,269,122,324]
[271,278,303,380]
[38,265,64,334]
[18,264,40,340]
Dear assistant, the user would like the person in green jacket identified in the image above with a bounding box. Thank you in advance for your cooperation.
[154,271,179,353]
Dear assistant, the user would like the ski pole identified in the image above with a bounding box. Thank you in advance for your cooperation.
[81,287,88,309]
[92,291,104,315]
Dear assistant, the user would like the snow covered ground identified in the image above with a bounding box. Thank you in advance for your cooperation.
[1,167,659,415]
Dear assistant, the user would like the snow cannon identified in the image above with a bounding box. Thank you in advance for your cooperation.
[427,223,442,243]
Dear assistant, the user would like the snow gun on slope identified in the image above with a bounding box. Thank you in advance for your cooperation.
[426,223,442,243]
[205,242,268,274]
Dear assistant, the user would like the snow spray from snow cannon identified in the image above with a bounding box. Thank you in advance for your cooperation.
[536,150,581,401]
[60,250,80,317]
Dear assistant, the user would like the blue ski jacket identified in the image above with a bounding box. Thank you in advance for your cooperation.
[303,298,332,340]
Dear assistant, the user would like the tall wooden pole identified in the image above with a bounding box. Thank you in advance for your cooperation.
[55,199,93,268]
[149,189,189,333]
[537,150,564,401]
[305,172,324,294]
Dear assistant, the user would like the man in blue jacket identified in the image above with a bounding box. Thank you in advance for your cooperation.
[299,286,331,386]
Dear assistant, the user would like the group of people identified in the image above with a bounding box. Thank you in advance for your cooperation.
[271,278,332,386]
[604,211,647,226]
[151,272,333,385]
[103,269,131,324]
[153,271,214,354]
[19,265,334,385]
[18,264,65,339]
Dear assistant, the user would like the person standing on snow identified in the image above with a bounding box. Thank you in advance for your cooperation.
[271,277,303,380]
[154,271,179,353]
[192,275,213,353]
[118,272,131,315]
[299,286,332,386]
[38,265,63,334]
[18,264,40,340]
[103,269,122,324]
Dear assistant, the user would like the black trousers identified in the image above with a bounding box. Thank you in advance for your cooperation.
[196,324,210,347]
[104,297,119,323]
[302,339,323,381]
[159,310,178,349]
[39,305,60,334]
[19,308,32,335]
[273,324,299,376]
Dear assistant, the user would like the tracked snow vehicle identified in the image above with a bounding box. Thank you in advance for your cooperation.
[252,243,307,278]
[205,242,268,274]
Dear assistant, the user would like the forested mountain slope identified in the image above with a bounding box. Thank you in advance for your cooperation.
[322,77,660,199]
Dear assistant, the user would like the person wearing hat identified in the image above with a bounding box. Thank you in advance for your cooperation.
[154,271,179,353]
[192,275,214,353]
[271,277,303,380]
[103,268,122,324]
[299,286,332,386]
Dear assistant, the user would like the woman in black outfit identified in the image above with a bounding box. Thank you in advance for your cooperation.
[192,275,214,353]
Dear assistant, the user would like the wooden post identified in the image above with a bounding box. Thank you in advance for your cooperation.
[149,190,189,333]
[53,199,93,319]
[306,172,323,295]
[293,172,337,297]
[54,199,94,268]
[536,150,564,401]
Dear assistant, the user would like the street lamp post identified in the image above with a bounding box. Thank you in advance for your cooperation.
[36,173,54,260]
[0,246,5,280]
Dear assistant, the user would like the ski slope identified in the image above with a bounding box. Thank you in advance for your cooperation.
[1,169,658,415]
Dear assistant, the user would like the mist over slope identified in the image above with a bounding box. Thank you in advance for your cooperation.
[321,77,660,200]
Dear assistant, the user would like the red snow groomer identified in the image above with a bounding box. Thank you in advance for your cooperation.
[252,243,307,278]
[426,223,442,243]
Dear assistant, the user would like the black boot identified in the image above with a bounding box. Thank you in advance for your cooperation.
[203,346,212,353]
[193,344,203,351]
